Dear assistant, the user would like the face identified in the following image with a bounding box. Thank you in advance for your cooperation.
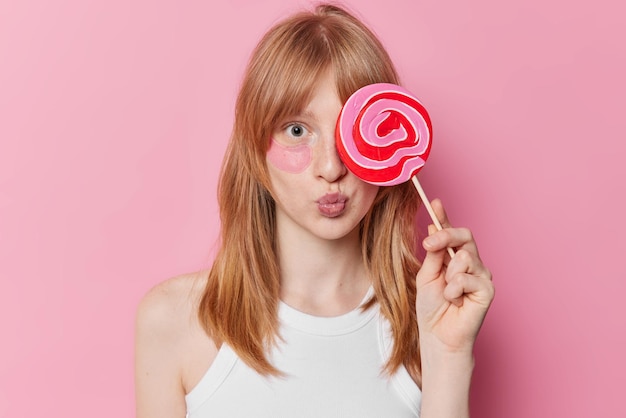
[266,70,379,243]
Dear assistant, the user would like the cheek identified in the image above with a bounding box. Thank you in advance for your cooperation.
[266,139,312,174]
[361,184,380,212]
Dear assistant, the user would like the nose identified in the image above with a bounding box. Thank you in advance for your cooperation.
[314,132,347,183]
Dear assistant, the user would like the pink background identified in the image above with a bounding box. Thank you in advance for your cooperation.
[1,0,624,416]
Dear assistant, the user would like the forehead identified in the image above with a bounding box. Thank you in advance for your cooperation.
[288,70,342,123]
[307,73,341,105]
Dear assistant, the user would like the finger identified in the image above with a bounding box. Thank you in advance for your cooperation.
[448,294,463,307]
[417,226,447,288]
[417,248,446,286]
[445,249,485,280]
[425,223,454,265]
[423,223,453,257]
[428,200,481,257]
[430,198,452,229]
[443,272,495,307]
[423,227,478,256]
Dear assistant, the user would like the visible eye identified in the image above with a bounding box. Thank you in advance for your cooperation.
[286,123,308,138]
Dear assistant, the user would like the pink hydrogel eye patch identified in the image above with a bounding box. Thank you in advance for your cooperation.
[266,138,312,174]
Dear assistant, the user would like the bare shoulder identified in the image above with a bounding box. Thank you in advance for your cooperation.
[135,271,218,413]
[136,271,208,340]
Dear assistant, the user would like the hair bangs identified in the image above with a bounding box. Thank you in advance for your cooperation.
[245,17,334,152]
[268,29,332,131]
[319,8,400,103]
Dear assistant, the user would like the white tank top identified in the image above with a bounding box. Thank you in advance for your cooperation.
[185,289,421,417]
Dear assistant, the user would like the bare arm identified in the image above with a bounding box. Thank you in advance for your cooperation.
[419,340,475,417]
[416,199,495,417]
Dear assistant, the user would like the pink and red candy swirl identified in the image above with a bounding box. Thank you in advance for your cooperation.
[335,83,432,186]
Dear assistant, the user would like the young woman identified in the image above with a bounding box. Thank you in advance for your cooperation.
[135,4,494,417]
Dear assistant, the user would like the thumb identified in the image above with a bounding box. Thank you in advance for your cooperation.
[416,225,446,288]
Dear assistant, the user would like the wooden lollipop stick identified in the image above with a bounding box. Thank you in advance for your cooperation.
[411,176,456,259]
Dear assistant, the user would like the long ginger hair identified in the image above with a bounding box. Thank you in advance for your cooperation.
[199,3,422,379]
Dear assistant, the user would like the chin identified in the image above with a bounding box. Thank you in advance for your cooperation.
[314,221,361,242]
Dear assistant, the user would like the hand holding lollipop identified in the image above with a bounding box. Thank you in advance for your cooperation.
[336,83,455,258]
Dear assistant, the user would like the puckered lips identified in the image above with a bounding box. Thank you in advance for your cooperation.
[316,192,348,218]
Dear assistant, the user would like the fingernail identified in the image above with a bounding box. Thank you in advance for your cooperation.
[424,236,437,248]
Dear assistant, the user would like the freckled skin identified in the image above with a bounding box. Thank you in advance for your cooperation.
[265,70,379,242]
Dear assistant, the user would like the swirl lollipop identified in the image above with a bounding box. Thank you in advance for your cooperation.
[336,83,454,257]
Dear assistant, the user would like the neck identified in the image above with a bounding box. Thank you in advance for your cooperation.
[275,225,370,316]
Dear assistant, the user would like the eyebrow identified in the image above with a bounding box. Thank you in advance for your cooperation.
[295,109,318,122]
[278,108,319,127]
